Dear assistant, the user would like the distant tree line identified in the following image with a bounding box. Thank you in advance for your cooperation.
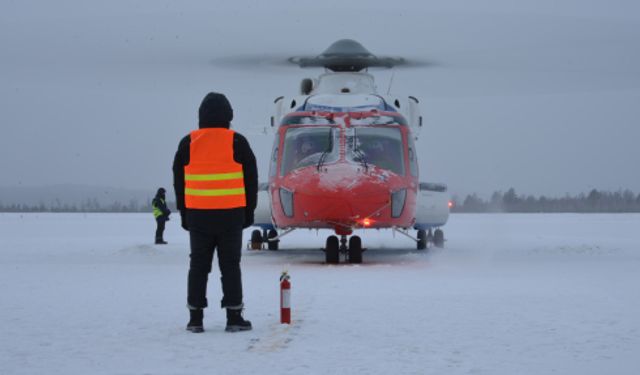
[3,188,640,213]
[451,188,640,213]
[0,198,177,213]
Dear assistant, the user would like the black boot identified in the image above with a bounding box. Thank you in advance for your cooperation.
[155,239,168,244]
[186,309,204,333]
[225,308,252,332]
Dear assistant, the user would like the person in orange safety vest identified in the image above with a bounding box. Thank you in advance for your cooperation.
[173,92,258,333]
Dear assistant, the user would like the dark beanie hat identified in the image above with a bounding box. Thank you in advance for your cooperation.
[199,92,233,127]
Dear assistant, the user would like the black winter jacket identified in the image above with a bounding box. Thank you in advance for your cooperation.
[172,126,258,231]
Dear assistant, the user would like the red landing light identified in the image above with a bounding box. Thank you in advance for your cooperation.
[362,218,372,227]
[448,201,454,209]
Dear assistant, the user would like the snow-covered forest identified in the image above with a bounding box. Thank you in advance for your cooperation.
[452,188,640,213]
[3,188,640,213]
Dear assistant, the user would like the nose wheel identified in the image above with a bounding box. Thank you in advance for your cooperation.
[348,236,363,263]
[325,236,339,264]
[325,235,363,264]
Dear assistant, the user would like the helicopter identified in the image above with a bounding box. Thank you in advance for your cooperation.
[244,39,450,264]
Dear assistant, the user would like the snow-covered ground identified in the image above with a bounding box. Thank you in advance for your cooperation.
[1,213,639,374]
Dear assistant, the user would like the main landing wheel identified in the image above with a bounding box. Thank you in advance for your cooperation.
[434,229,445,248]
[250,229,263,250]
[417,229,427,250]
[267,229,279,250]
[325,235,339,264]
[348,236,362,264]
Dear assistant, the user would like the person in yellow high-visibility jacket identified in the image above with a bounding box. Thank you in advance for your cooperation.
[173,92,258,333]
[151,187,171,244]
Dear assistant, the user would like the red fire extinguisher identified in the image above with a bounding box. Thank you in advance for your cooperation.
[280,271,291,324]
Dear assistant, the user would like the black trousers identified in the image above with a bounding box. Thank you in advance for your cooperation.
[155,217,166,241]
[187,227,243,309]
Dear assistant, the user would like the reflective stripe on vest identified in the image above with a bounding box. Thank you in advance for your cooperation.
[184,128,247,209]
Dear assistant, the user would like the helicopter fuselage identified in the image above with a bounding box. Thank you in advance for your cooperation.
[249,40,448,260]
[268,110,418,235]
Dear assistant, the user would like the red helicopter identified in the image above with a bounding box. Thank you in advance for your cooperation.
[248,40,450,263]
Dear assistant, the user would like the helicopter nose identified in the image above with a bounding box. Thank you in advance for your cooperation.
[290,164,392,223]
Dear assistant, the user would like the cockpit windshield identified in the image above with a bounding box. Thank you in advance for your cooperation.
[281,112,407,126]
[280,115,336,126]
[349,114,407,126]
[346,127,405,175]
[280,127,339,175]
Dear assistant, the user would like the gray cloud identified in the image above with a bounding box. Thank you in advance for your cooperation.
[2,0,640,198]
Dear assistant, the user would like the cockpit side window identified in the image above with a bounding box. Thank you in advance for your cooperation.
[280,127,339,175]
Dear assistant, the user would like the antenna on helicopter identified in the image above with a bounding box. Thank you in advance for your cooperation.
[387,70,396,95]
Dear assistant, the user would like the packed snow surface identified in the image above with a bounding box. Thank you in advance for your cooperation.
[1,213,639,374]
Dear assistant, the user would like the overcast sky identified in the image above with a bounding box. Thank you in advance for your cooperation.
[2,0,640,198]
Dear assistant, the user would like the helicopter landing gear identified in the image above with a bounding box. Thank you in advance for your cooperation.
[339,235,348,253]
[417,229,427,250]
[348,236,363,264]
[433,229,445,248]
[324,234,363,264]
[416,228,444,248]
[250,229,263,250]
[426,229,434,245]
[267,229,279,250]
[325,235,339,264]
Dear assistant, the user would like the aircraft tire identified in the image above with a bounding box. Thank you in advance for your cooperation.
[417,230,427,250]
[326,236,339,264]
[267,229,279,250]
[434,229,444,248]
[250,229,263,250]
[348,236,363,264]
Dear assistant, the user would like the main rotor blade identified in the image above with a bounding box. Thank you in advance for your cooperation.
[210,54,293,69]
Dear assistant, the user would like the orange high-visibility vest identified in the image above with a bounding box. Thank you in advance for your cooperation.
[184,128,246,209]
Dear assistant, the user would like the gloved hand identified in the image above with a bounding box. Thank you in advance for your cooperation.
[180,211,189,231]
[243,211,254,229]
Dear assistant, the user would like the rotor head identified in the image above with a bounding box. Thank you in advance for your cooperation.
[289,39,406,72]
